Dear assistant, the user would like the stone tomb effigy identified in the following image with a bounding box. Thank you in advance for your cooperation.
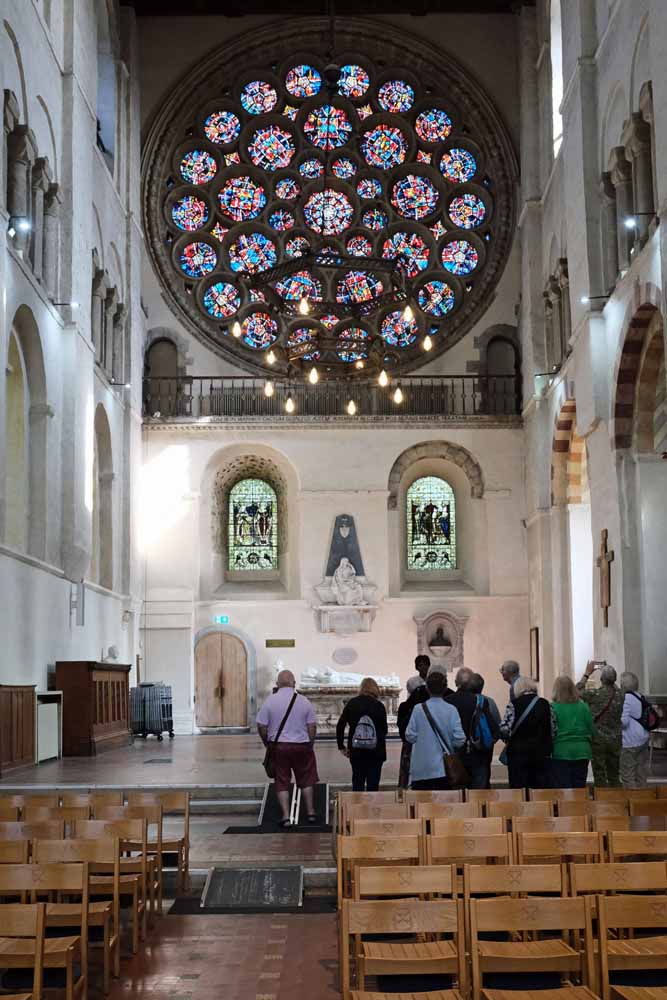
[299,668,401,736]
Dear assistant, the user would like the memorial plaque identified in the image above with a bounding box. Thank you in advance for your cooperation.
[265,639,296,648]
[201,867,303,910]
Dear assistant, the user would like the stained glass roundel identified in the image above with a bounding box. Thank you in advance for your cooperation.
[218,176,266,222]
[382,231,430,278]
[304,105,352,151]
[337,326,370,362]
[171,195,209,231]
[285,64,322,99]
[441,239,479,275]
[303,189,354,235]
[228,232,277,274]
[180,241,217,278]
[418,279,456,317]
[415,108,453,144]
[378,80,414,113]
[240,80,278,115]
[299,157,324,179]
[275,270,323,302]
[362,206,388,230]
[440,148,477,183]
[361,124,408,170]
[268,208,295,231]
[357,177,382,199]
[347,234,374,257]
[247,126,296,171]
[241,311,278,349]
[203,281,241,319]
[332,157,357,180]
[204,110,241,145]
[180,150,217,185]
[274,177,301,200]
[381,309,419,347]
[284,235,310,257]
[336,270,384,304]
[338,64,370,99]
[448,192,486,228]
[391,174,439,220]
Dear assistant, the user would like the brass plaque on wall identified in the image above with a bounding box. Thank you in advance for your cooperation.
[265,639,296,648]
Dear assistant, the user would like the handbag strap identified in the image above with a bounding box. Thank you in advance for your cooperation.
[272,691,298,744]
[594,689,616,724]
[508,696,539,741]
[422,702,453,755]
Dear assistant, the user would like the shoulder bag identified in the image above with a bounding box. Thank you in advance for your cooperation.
[263,692,298,779]
[499,695,539,767]
[421,702,470,789]
[594,689,616,724]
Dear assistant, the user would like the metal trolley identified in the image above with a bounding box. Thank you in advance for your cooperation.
[130,682,175,741]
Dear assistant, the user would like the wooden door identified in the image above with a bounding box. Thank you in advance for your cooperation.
[195,633,247,728]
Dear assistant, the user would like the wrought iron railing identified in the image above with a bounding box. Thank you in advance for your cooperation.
[142,374,521,421]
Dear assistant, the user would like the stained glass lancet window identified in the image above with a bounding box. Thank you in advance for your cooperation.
[406,476,456,570]
[228,478,278,572]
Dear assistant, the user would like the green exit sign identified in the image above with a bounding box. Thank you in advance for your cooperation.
[214,615,230,625]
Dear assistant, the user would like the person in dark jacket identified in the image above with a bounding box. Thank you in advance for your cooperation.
[499,676,554,789]
[336,677,388,791]
[461,671,500,788]
[396,656,431,788]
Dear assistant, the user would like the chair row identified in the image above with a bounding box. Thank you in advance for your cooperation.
[341,882,667,1000]
[339,786,666,807]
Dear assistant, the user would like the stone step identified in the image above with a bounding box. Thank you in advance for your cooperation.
[191,798,262,815]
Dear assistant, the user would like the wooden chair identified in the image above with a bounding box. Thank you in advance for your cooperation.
[467,788,526,804]
[559,801,628,818]
[33,838,121,995]
[93,805,163,917]
[0,902,46,1000]
[609,988,667,1000]
[628,800,667,818]
[0,823,65,849]
[73,819,147,954]
[516,831,604,864]
[350,819,425,838]
[594,787,657,801]
[469,894,595,1000]
[513,816,590,835]
[598,894,667,1000]
[341,801,409,833]
[570,860,667,898]
[341,897,466,1000]
[21,807,91,831]
[0,863,87,1000]
[428,832,513,866]
[530,787,590,802]
[20,795,60,810]
[608,830,667,862]
[0,807,21,822]
[338,792,399,830]
[355,863,456,900]
[430,817,506,837]
[0,795,26,810]
[487,800,554,820]
[656,786,667,799]
[415,802,481,821]
[60,792,123,809]
[337,835,422,901]
[127,791,190,892]
[404,789,463,808]
[0,841,29,864]
[590,815,631,834]
[464,861,566,902]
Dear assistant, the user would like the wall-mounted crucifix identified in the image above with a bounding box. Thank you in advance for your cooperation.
[596,528,614,627]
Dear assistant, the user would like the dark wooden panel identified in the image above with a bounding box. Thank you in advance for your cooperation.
[56,662,131,757]
[0,685,36,773]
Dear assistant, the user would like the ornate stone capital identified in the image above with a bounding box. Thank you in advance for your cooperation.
[28,402,55,421]
[599,170,616,204]
[44,182,63,216]
[7,125,37,165]
[92,267,108,300]
[32,156,52,192]
[608,146,632,187]
[622,112,652,159]
[113,302,127,327]
[104,286,119,315]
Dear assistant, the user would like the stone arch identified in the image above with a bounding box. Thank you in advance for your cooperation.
[210,454,288,560]
[35,96,58,182]
[3,21,28,125]
[612,285,663,449]
[629,13,650,112]
[387,441,484,510]
[551,398,588,506]
[91,403,114,590]
[600,81,628,170]
[144,326,193,373]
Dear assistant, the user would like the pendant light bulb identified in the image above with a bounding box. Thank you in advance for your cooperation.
[354,359,365,370]
[285,393,295,414]
[298,296,310,316]
[232,320,242,339]
[266,349,276,366]
[308,365,319,385]
[423,334,433,352]
[403,303,415,322]
[378,369,389,387]
[393,384,403,404]
[264,380,274,398]
[347,398,357,416]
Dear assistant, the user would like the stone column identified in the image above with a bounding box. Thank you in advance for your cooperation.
[42,183,62,301]
[599,171,618,290]
[623,112,655,246]
[609,146,634,272]
[547,275,563,369]
[91,268,107,360]
[639,82,658,228]
[30,157,51,280]
[6,125,37,255]
[543,291,554,371]
[3,91,19,214]
[556,258,571,358]
[112,303,126,384]
[103,287,118,375]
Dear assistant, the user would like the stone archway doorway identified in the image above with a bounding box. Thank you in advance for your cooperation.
[195,632,248,729]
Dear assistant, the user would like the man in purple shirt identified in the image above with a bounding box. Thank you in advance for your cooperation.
[257,669,319,826]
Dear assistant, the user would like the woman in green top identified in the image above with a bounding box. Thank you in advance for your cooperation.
[550,675,594,788]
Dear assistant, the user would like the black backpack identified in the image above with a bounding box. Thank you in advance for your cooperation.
[631,691,660,732]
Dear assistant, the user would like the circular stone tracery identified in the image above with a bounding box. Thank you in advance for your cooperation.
[145,17,516,376]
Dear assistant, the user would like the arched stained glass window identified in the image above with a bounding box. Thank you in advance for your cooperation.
[406,476,456,570]
[228,478,278,571]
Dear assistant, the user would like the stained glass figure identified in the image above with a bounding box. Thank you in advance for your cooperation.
[362,207,388,230]
[180,241,217,278]
[337,326,369,362]
[275,177,301,200]
[361,125,407,170]
[357,103,374,121]
[418,279,455,317]
[441,239,479,275]
[180,150,217,185]
[346,234,373,257]
[336,270,383,305]
[284,235,310,257]
[228,478,278,572]
[211,222,229,242]
[391,174,439,220]
[247,126,296,171]
[299,158,324,179]
[332,157,357,180]
[283,104,299,121]
[303,189,354,235]
[203,281,241,319]
[171,195,209,231]
[338,64,370,99]
[357,177,382,199]
[414,108,453,144]
[240,80,278,115]
[285,64,322,99]
[440,148,477,183]
[275,270,323,303]
[378,79,414,113]
[449,193,486,228]
[268,209,295,231]
[241,311,278,349]
[204,110,241,145]
[218,176,267,222]
[228,232,277,274]
[304,105,352,150]
[429,219,448,240]
[407,476,456,570]
[380,309,419,347]
[382,231,430,278]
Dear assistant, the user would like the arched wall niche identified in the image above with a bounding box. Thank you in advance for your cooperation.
[200,443,300,599]
[144,326,193,375]
[611,287,663,450]
[387,440,484,510]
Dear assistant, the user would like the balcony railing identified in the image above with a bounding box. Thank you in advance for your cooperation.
[142,374,522,421]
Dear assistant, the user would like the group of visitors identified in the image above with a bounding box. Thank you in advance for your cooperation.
[256,656,656,825]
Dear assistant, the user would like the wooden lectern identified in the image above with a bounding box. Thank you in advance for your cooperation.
[55,661,131,756]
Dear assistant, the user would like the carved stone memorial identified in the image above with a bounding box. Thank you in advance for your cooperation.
[413,609,469,677]
[314,514,379,633]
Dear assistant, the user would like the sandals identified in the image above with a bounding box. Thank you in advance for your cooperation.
[278,818,291,828]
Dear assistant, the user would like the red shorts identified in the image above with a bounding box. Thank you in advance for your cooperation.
[273,742,319,793]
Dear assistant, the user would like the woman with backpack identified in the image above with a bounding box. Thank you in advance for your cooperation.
[619,671,651,787]
[336,677,388,791]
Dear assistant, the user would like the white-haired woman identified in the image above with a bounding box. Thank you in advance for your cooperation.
[619,671,650,787]
[499,676,554,788]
